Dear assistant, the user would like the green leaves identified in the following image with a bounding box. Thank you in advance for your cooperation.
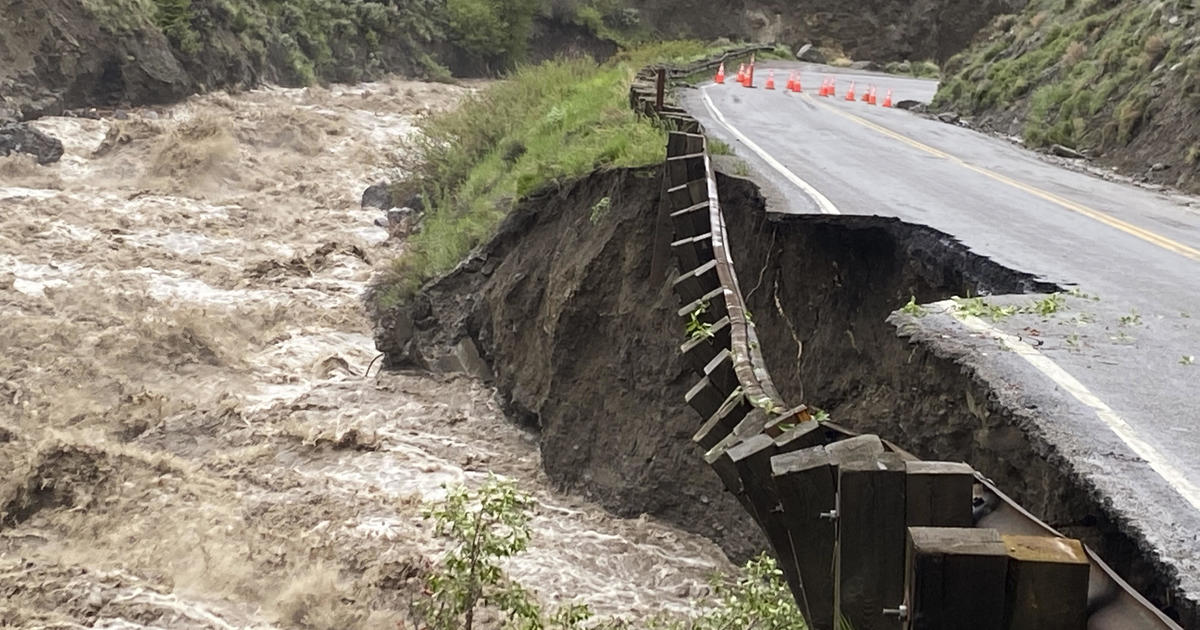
[418,476,596,630]
[690,554,807,630]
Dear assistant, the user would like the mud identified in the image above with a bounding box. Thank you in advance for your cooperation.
[0,78,733,628]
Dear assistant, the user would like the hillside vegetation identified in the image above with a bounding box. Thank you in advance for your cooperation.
[370,42,716,308]
[935,0,1200,190]
[0,0,633,120]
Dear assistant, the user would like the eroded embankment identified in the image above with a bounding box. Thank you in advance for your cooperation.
[380,161,1193,624]
[376,166,766,562]
[716,180,1189,623]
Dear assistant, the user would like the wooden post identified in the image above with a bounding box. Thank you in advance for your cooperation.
[727,434,803,596]
[1001,535,1090,630]
[771,445,837,630]
[836,452,907,630]
[655,68,666,112]
[905,461,975,528]
[825,434,885,468]
[904,527,1008,630]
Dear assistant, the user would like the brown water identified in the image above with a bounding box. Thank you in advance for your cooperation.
[0,78,733,629]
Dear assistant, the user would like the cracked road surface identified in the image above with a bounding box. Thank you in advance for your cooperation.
[682,60,1200,617]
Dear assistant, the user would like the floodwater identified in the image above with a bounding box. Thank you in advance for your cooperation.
[0,78,733,628]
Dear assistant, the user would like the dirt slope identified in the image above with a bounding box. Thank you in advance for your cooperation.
[935,0,1200,192]
[374,167,767,562]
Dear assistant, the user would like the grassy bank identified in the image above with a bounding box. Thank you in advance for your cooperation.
[934,0,1200,188]
[372,41,714,308]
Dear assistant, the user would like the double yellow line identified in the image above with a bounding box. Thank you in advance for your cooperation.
[807,95,1200,263]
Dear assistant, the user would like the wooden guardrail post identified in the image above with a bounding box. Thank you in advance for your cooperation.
[655,68,666,112]
[771,444,838,630]
[903,527,1008,630]
[905,461,974,528]
[1002,535,1090,630]
[836,452,908,630]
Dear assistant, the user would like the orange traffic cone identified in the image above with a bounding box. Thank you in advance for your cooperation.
[765,70,776,90]
[882,88,894,108]
[868,86,878,105]
[785,71,795,92]
[715,62,726,85]
[791,73,803,93]
[819,78,830,96]
[844,81,856,101]
[744,64,755,88]
[861,84,871,102]
[736,64,746,84]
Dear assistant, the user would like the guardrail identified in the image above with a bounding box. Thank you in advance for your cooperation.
[630,51,1184,630]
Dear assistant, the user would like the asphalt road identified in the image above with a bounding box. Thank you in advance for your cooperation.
[682,61,1200,607]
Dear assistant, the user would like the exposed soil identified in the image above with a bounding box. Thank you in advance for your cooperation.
[0,79,733,628]
[375,167,767,563]
[379,161,1191,625]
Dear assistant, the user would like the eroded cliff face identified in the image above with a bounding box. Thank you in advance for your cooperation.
[374,167,767,562]
[627,0,1027,63]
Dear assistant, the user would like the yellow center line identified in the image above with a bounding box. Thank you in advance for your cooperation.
[805,94,1200,263]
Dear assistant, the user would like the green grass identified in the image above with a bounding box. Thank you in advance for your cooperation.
[934,0,1192,154]
[373,42,714,307]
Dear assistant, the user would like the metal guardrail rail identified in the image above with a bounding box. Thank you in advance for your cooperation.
[630,49,1184,630]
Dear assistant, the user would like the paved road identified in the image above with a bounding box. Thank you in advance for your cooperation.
[682,61,1200,607]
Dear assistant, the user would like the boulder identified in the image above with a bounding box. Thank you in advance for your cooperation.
[850,60,883,71]
[361,181,393,209]
[0,123,64,164]
[895,99,925,112]
[1049,144,1085,159]
[795,44,827,64]
[403,193,425,213]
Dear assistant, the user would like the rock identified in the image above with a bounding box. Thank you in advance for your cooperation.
[850,60,882,71]
[1049,144,1085,159]
[895,99,925,112]
[361,182,393,209]
[795,44,827,64]
[0,123,64,164]
[383,207,421,238]
[402,192,425,213]
[1150,162,1170,172]
[936,112,960,125]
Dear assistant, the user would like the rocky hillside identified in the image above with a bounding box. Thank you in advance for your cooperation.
[622,0,1027,63]
[0,0,615,121]
[934,0,1200,191]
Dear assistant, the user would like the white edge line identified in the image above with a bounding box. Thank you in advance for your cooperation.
[928,299,1200,513]
[699,85,841,216]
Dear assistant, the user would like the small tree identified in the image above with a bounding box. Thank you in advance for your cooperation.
[416,476,596,630]
[692,554,808,630]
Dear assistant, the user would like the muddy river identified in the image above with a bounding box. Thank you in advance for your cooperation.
[0,78,732,628]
